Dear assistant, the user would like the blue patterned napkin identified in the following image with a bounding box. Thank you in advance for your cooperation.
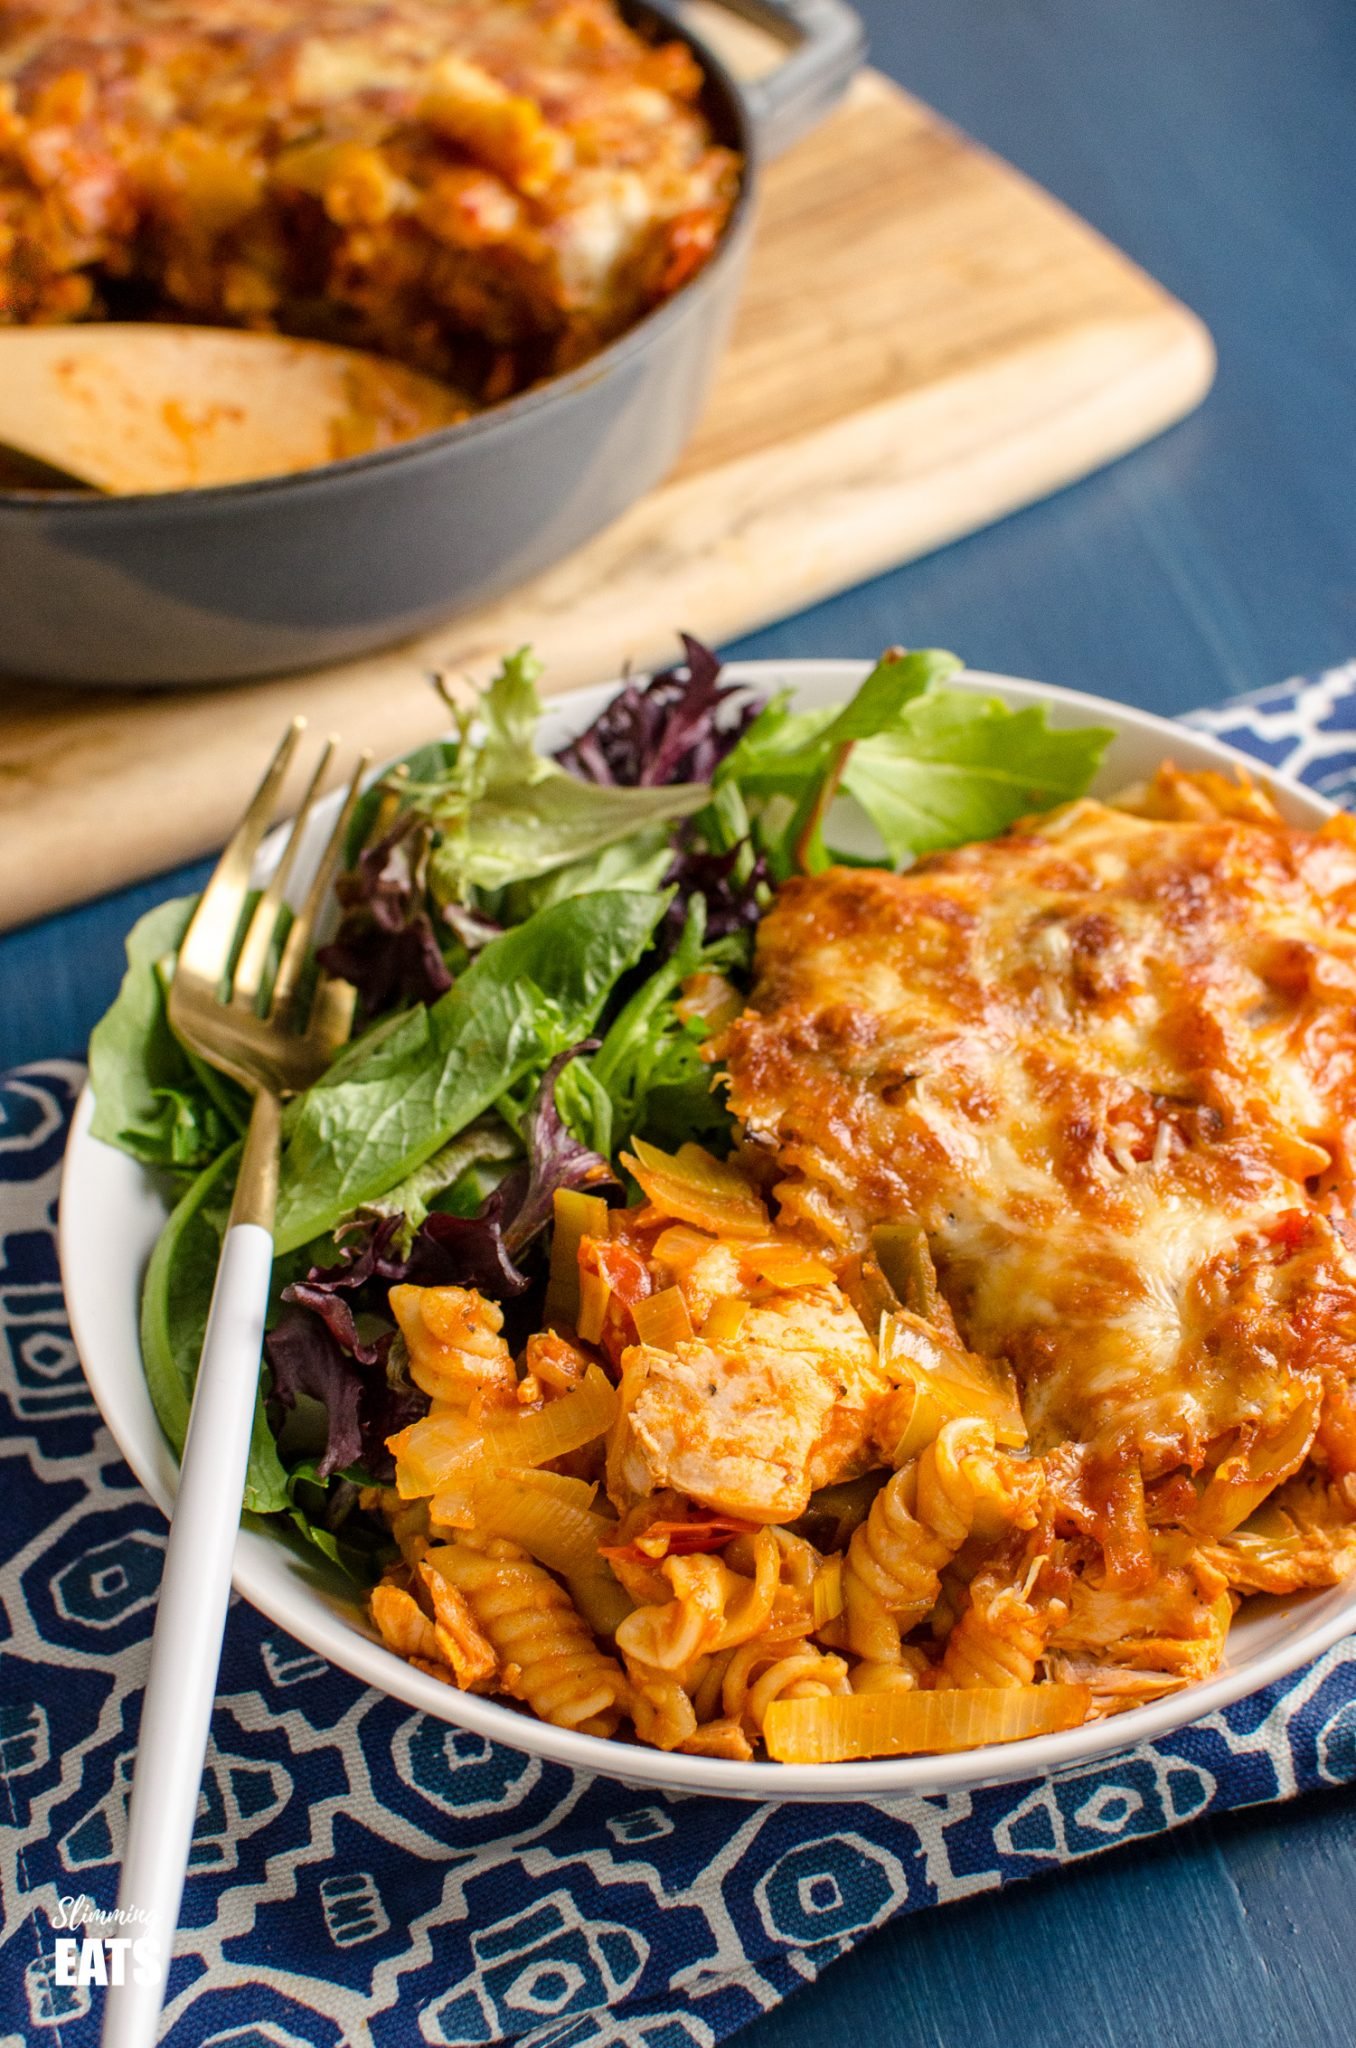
[8,661,1356,2047]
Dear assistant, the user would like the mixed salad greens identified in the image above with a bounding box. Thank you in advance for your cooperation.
[88,637,1111,1577]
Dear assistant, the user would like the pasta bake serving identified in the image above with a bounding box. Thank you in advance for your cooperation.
[0,0,739,405]
[88,640,1356,1764]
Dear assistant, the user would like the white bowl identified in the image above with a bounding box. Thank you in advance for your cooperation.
[59,661,1356,1800]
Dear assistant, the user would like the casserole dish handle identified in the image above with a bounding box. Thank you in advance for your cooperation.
[693,0,866,159]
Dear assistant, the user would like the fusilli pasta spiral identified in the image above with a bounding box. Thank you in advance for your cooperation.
[937,1557,1068,1689]
[615,1527,780,1670]
[427,1538,631,1735]
[625,1666,699,1751]
[721,1634,850,1734]
[842,1419,1041,1662]
[849,1649,932,1694]
[389,1285,519,1408]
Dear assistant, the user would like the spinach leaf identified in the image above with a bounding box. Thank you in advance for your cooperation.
[272,888,668,1252]
[139,1141,290,1514]
[89,896,246,1172]
[282,1466,394,1583]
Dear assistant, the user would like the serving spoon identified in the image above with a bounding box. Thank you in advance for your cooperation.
[0,324,468,493]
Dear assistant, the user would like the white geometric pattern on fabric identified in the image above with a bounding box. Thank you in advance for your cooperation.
[7,661,1356,2045]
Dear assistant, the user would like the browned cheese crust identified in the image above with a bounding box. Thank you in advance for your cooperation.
[718,769,1356,1530]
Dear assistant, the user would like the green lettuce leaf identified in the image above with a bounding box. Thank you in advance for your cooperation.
[344,737,461,859]
[360,1116,519,1245]
[429,773,704,898]
[716,650,960,795]
[717,652,1110,872]
[89,895,246,1173]
[476,645,549,790]
[586,899,737,1153]
[841,691,1115,860]
[272,887,669,1252]
[502,825,675,921]
[281,1465,396,1584]
[399,648,707,902]
[812,647,959,749]
[553,1056,617,1161]
[715,694,834,796]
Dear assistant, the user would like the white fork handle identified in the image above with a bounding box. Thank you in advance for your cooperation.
[100,1220,275,2048]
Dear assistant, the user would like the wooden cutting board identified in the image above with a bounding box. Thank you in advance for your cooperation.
[0,65,1213,931]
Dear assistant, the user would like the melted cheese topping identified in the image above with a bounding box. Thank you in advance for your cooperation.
[721,773,1356,1474]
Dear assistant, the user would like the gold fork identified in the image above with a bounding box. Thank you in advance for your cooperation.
[102,722,370,2048]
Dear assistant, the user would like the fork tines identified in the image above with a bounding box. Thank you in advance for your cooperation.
[169,722,371,1088]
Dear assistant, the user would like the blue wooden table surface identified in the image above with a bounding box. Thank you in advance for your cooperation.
[7,0,1356,2039]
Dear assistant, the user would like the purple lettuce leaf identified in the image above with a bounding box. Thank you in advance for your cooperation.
[554,635,762,789]
[316,813,453,1018]
[267,1215,422,1479]
[405,1043,618,1289]
[264,1048,615,1478]
[266,1306,424,1482]
[406,1195,531,1298]
[280,1214,408,1365]
[500,1044,619,1254]
[660,838,770,954]
[265,1310,367,1477]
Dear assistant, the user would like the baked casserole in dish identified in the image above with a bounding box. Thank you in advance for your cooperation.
[0,0,863,683]
[0,0,741,407]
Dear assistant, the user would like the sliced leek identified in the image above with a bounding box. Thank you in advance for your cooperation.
[1191,1394,1319,1538]
[742,1241,837,1289]
[473,1468,612,1577]
[879,1311,1026,1453]
[390,1366,618,1523]
[703,1295,750,1343]
[624,1137,769,1238]
[764,1682,1092,1763]
[576,1268,613,1346]
[545,1188,611,1327]
[632,1284,695,1350]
